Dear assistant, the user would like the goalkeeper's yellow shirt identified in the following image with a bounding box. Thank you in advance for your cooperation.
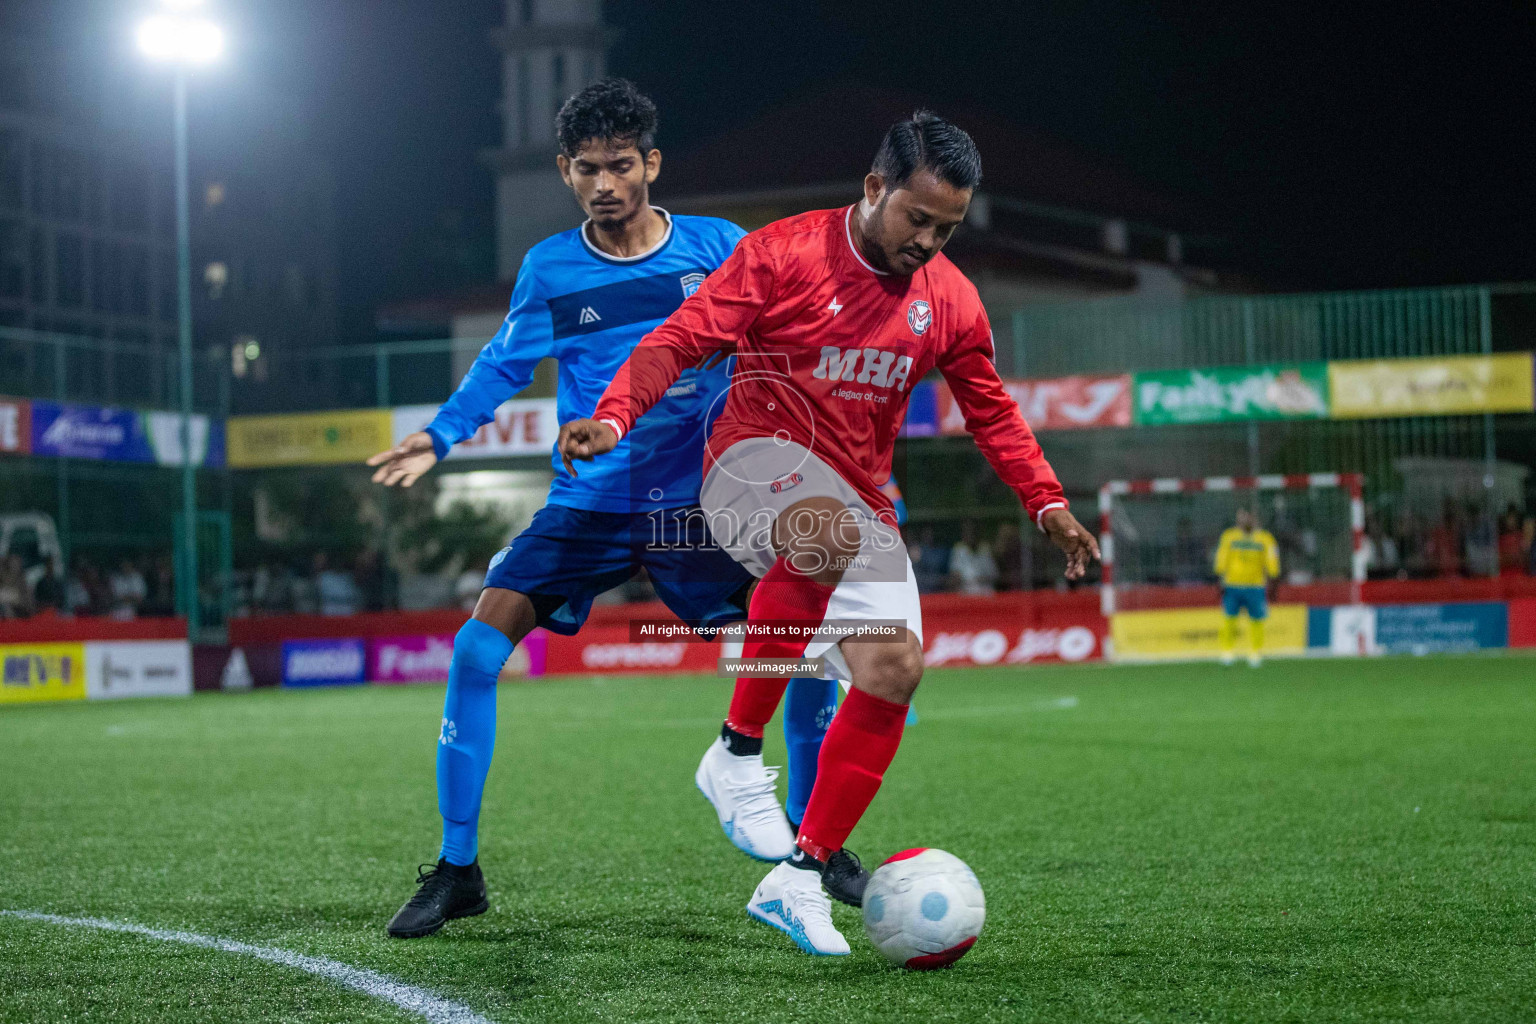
[1214,528,1280,587]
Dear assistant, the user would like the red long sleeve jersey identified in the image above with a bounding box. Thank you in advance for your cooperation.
[592,205,1068,524]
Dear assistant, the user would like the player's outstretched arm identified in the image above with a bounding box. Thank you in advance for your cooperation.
[556,418,619,477]
[367,431,438,488]
[1041,508,1102,581]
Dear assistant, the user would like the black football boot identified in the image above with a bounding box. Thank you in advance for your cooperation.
[821,848,872,908]
[386,859,489,938]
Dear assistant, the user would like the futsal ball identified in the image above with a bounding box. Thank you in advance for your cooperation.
[862,848,985,969]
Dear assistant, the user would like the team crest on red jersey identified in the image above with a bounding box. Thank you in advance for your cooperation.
[907,299,932,335]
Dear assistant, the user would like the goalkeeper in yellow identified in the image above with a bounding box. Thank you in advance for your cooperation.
[1214,508,1280,666]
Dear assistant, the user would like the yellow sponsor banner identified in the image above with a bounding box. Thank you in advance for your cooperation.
[0,643,88,704]
[1110,604,1307,661]
[226,409,394,468]
[1328,353,1534,419]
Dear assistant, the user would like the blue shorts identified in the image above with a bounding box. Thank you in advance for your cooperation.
[1222,586,1268,620]
[484,504,754,636]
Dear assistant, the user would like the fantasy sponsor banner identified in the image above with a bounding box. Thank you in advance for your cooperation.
[85,641,193,700]
[392,399,558,460]
[27,400,219,466]
[227,409,393,468]
[281,638,367,687]
[936,374,1131,434]
[0,642,87,704]
[1108,604,1308,660]
[1133,364,1329,426]
[0,396,30,454]
[1328,353,1535,419]
[1371,602,1507,654]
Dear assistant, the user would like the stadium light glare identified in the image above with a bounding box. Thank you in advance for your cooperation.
[158,0,208,10]
[136,14,224,64]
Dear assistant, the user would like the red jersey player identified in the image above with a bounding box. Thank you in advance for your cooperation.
[559,110,1099,956]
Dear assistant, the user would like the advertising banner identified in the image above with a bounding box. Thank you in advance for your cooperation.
[368,633,537,683]
[281,638,367,687]
[0,642,87,704]
[143,411,224,468]
[1328,353,1535,418]
[1508,597,1536,649]
[1109,604,1308,660]
[85,641,193,700]
[0,396,29,454]
[392,399,558,460]
[937,374,1131,434]
[1133,364,1329,425]
[924,623,1102,667]
[227,409,394,468]
[28,401,218,466]
[1372,602,1507,654]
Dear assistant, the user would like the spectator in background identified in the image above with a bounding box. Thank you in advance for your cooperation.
[314,552,362,616]
[1497,505,1526,577]
[109,558,149,619]
[1526,515,1536,576]
[355,549,394,613]
[910,526,949,593]
[0,554,31,618]
[993,521,1024,591]
[32,556,65,614]
[1425,503,1464,578]
[144,556,176,617]
[949,521,998,596]
[1363,515,1402,580]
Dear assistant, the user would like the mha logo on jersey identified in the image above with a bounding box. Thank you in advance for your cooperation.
[908,299,932,335]
[679,272,706,297]
[812,346,915,391]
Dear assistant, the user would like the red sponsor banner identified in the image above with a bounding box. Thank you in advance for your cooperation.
[937,375,1131,434]
[0,396,30,454]
[1508,597,1536,648]
[922,601,1106,667]
[542,621,720,676]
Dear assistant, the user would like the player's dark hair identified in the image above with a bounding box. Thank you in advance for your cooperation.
[872,110,982,192]
[556,78,658,157]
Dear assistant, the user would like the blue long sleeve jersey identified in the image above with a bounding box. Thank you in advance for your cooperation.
[425,210,746,513]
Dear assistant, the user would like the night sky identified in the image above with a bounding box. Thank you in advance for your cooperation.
[9,1,1535,343]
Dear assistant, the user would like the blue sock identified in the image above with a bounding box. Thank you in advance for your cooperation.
[783,676,839,826]
[438,618,513,866]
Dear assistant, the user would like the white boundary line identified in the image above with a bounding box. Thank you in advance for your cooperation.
[1,910,494,1024]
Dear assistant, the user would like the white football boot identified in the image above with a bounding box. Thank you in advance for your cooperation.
[747,861,850,956]
[1248,653,1263,668]
[695,737,796,861]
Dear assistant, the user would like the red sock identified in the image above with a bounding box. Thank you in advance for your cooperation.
[796,687,908,861]
[724,557,836,738]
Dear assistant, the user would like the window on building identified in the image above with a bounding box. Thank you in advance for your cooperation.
[53,147,85,222]
[0,218,23,299]
[29,227,47,306]
[0,129,23,212]
[122,244,149,316]
[110,159,150,233]
[55,233,84,308]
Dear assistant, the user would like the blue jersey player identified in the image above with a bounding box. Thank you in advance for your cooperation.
[368,80,860,939]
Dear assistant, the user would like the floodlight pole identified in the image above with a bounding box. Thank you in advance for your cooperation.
[173,67,200,637]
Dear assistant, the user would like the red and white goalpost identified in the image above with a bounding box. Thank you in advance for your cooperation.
[1098,473,1365,616]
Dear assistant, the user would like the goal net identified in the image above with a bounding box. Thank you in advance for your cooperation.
[1099,473,1364,615]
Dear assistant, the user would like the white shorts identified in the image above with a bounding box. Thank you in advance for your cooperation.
[699,437,923,682]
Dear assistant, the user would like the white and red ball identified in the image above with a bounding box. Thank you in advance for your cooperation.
[861,848,985,969]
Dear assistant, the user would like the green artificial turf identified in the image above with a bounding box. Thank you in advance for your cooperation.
[1,656,1534,1023]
